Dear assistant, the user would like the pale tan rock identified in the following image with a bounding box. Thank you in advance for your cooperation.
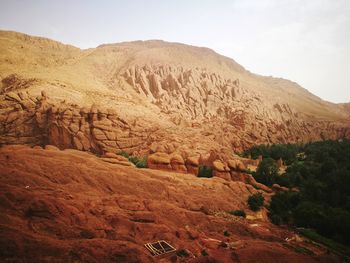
[33,145,43,150]
[100,157,134,167]
[5,92,21,102]
[186,156,199,166]
[103,152,129,162]
[148,152,171,165]
[170,154,187,173]
[228,159,246,172]
[213,160,227,172]
[92,128,107,141]
[45,145,60,151]
[0,31,349,171]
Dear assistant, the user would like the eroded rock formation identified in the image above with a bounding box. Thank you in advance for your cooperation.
[0,31,350,160]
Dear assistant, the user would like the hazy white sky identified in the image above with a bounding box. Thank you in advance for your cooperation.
[0,0,349,103]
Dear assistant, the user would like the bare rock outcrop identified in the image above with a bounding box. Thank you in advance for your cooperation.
[0,91,153,155]
[1,32,350,160]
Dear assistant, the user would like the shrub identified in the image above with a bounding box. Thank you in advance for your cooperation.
[135,157,148,168]
[117,151,148,168]
[253,158,279,187]
[198,165,213,178]
[129,155,148,168]
[269,191,301,225]
[118,150,130,159]
[248,193,264,211]
[229,209,246,218]
[176,249,190,257]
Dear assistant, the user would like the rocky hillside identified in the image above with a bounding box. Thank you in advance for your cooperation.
[0,31,348,262]
[1,30,349,158]
[0,145,340,262]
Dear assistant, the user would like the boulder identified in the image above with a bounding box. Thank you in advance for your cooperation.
[185,156,199,175]
[214,171,231,181]
[228,159,246,172]
[213,160,230,180]
[45,145,60,151]
[170,154,187,173]
[186,156,199,166]
[213,160,227,172]
[147,152,172,171]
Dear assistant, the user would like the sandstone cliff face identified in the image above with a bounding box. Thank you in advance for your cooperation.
[0,31,349,159]
[0,91,150,154]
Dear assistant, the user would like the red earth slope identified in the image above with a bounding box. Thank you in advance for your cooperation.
[0,145,340,262]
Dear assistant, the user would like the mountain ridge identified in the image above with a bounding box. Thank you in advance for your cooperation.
[0,30,349,159]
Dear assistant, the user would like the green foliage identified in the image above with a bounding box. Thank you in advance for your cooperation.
[129,155,148,168]
[267,139,350,247]
[198,165,213,178]
[201,249,209,256]
[269,191,300,225]
[283,243,314,256]
[253,158,279,187]
[248,192,264,211]
[223,230,231,236]
[243,143,301,165]
[229,209,246,218]
[117,151,148,168]
[298,228,350,260]
[176,249,190,257]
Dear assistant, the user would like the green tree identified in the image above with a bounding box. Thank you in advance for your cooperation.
[254,158,279,187]
[248,192,264,211]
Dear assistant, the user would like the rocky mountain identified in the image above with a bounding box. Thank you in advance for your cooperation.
[0,31,348,262]
[1,30,349,159]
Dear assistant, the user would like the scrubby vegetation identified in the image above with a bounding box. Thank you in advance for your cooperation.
[253,158,279,186]
[245,139,350,248]
[176,249,190,257]
[229,209,246,218]
[243,143,302,165]
[117,151,148,168]
[248,193,264,211]
[197,165,213,178]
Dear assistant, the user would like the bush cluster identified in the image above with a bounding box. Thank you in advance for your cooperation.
[229,209,246,217]
[197,165,213,178]
[117,151,148,168]
[248,192,264,211]
[260,139,350,246]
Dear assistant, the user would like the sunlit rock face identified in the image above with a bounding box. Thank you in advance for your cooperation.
[1,31,350,159]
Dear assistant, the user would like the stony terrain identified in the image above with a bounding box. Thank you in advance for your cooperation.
[0,31,349,262]
[0,145,340,262]
[1,31,349,159]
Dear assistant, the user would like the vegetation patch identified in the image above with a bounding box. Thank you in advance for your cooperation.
[117,151,148,168]
[297,228,350,260]
[282,243,314,256]
[176,249,190,258]
[224,230,231,237]
[244,140,350,250]
[197,165,213,178]
[229,210,246,218]
[248,193,264,211]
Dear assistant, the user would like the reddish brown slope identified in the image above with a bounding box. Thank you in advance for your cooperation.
[0,145,340,262]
